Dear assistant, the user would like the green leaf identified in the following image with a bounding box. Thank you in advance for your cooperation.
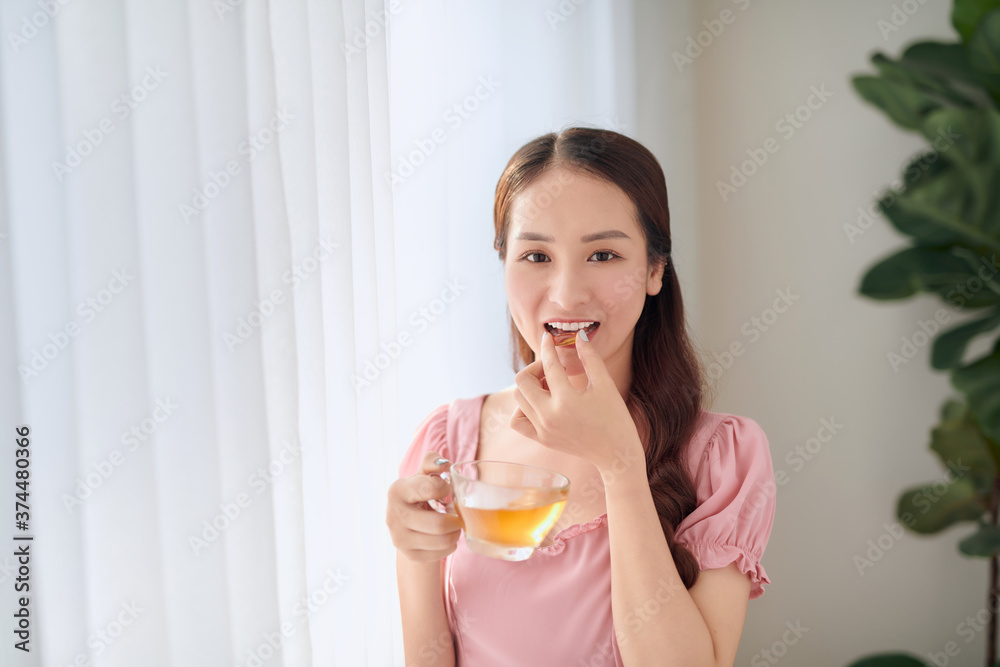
[853,76,945,130]
[859,247,986,300]
[959,522,1000,556]
[970,9,1000,76]
[930,399,997,492]
[918,108,1000,166]
[897,478,984,533]
[904,41,1000,108]
[953,0,1000,44]
[904,41,984,85]
[847,653,930,667]
[890,167,1000,252]
[932,308,1000,369]
[897,145,954,194]
[871,53,981,109]
[952,344,1000,442]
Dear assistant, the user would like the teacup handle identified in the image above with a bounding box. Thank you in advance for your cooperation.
[428,465,458,517]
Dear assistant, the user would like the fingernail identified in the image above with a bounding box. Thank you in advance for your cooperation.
[578,328,588,342]
[434,457,450,467]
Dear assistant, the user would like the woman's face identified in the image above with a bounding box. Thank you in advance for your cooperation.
[504,166,664,389]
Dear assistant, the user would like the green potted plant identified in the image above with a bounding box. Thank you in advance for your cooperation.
[845,1,1000,666]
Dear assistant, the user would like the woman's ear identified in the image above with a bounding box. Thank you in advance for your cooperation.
[646,259,666,296]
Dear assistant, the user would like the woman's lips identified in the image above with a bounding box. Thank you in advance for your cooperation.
[546,322,599,347]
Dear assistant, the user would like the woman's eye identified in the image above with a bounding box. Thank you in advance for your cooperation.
[520,250,619,263]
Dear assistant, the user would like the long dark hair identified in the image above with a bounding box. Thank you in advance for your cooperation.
[493,127,709,590]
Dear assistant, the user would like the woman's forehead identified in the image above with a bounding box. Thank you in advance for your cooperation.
[508,168,639,238]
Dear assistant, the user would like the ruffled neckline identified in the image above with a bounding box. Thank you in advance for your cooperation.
[532,512,609,556]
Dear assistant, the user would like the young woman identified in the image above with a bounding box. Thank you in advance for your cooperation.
[386,128,775,666]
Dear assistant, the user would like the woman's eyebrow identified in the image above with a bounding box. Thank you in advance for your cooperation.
[514,230,631,243]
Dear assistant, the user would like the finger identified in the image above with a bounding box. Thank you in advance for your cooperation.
[513,361,546,408]
[400,504,464,535]
[573,328,607,390]
[401,531,460,552]
[519,358,545,383]
[419,451,451,475]
[397,473,451,506]
[539,329,570,391]
[509,388,539,438]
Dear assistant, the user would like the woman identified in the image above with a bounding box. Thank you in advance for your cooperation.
[386,128,775,666]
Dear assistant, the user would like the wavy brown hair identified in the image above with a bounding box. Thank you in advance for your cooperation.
[493,127,710,590]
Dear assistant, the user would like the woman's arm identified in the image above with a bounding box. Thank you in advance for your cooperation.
[602,439,751,667]
[397,553,455,666]
[388,453,461,666]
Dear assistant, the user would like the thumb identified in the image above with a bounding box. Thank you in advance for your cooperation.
[420,451,452,476]
[574,329,603,385]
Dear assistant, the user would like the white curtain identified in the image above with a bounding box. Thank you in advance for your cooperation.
[0,1,649,665]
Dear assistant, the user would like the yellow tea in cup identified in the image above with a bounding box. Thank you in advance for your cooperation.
[447,461,570,561]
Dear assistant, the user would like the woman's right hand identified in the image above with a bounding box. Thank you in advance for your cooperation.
[386,452,463,562]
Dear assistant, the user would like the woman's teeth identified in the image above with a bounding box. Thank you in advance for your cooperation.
[548,322,593,331]
[545,322,599,345]
[545,322,597,333]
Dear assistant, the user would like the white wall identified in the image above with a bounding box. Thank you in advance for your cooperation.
[647,0,986,663]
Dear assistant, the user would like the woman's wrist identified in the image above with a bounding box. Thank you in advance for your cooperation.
[595,438,646,486]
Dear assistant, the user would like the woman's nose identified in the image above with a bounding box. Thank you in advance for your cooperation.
[547,267,590,311]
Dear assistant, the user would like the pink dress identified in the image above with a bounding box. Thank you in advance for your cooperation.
[397,393,775,667]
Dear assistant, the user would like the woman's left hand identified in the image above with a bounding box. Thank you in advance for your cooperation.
[509,330,644,474]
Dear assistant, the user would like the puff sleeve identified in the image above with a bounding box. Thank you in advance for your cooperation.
[397,402,451,479]
[674,415,776,599]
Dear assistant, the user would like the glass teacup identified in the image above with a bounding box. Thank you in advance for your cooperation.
[430,460,570,561]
